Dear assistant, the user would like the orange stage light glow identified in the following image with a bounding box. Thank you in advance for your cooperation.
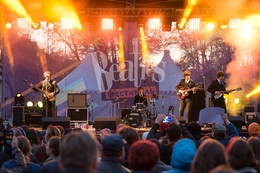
[118,33,125,71]
[246,85,260,98]
[139,27,150,64]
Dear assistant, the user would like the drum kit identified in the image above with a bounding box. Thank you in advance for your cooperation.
[122,95,159,128]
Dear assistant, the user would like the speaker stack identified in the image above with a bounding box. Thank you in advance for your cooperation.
[94,117,123,131]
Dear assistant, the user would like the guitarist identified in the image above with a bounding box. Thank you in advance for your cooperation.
[207,71,231,113]
[175,70,196,123]
[30,71,60,117]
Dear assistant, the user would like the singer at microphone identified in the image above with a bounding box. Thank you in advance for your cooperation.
[133,86,147,107]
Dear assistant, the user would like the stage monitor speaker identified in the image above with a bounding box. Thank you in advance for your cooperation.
[67,93,86,107]
[67,108,88,122]
[245,116,260,129]
[42,117,70,130]
[94,117,123,131]
[190,90,206,122]
[12,106,24,126]
[228,116,243,130]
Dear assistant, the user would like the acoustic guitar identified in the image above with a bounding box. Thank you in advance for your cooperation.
[23,79,56,102]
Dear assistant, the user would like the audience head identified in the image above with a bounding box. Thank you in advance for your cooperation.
[142,132,149,140]
[116,123,126,134]
[56,125,65,136]
[128,140,159,171]
[166,124,182,142]
[208,165,234,173]
[247,137,260,172]
[17,136,31,163]
[190,139,228,173]
[171,138,196,171]
[60,131,99,173]
[186,122,201,139]
[248,122,260,137]
[149,138,162,157]
[101,134,126,158]
[45,125,61,141]
[100,128,111,141]
[46,136,61,157]
[226,137,255,171]
[26,128,40,146]
[212,123,226,140]
[119,126,139,144]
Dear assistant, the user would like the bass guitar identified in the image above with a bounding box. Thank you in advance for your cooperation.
[177,86,198,100]
[214,87,242,100]
[23,79,56,102]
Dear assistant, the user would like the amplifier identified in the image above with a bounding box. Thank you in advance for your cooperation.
[67,108,88,122]
[67,93,86,108]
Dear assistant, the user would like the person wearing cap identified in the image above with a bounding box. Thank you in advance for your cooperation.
[175,70,196,123]
[208,113,239,147]
[29,70,60,117]
[98,134,130,173]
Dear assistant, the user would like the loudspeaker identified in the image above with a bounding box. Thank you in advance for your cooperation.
[127,112,142,128]
[245,116,260,129]
[190,90,206,122]
[12,106,24,126]
[244,112,256,124]
[94,117,123,131]
[67,108,88,122]
[228,116,243,129]
[25,114,42,126]
[42,117,70,130]
[244,105,254,112]
[67,93,86,107]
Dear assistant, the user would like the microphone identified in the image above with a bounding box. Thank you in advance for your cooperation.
[144,78,147,83]
[120,80,122,86]
[91,100,94,108]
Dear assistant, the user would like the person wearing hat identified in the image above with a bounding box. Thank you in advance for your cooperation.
[175,70,196,123]
[98,134,130,173]
[209,113,239,147]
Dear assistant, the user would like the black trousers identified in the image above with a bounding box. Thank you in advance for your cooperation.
[178,98,192,122]
[213,97,227,113]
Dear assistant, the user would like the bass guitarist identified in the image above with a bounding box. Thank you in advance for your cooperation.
[30,71,60,117]
[207,71,231,113]
[175,70,196,123]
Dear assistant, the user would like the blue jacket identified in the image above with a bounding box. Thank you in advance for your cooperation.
[217,123,239,147]
[2,159,41,173]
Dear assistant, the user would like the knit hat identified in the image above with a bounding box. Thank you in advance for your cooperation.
[142,132,149,140]
[160,123,170,132]
[248,122,260,136]
[170,138,196,171]
[212,124,226,134]
[186,122,201,138]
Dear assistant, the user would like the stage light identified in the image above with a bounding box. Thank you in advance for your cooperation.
[176,19,186,30]
[26,101,33,107]
[35,101,43,108]
[148,18,160,30]
[61,18,73,29]
[234,98,240,105]
[17,18,29,29]
[31,22,41,30]
[47,22,54,30]
[6,22,12,29]
[229,18,240,29]
[14,93,25,106]
[102,18,113,30]
[205,22,215,31]
[116,19,125,31]
[189,18,200,29]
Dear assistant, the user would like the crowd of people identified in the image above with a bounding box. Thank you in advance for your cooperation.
[0,113,260,173]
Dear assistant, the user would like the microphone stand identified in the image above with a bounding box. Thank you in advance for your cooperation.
[109,80,122,117]
[3,98,8,129]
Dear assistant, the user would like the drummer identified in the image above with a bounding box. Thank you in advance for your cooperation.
[134,86,148,108]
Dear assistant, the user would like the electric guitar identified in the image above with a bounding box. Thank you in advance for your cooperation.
[214,87,242,100]
[177,86,198,100]
[23,79,56,102]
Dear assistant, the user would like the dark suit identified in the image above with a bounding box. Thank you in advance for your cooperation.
[175,79,196,122]
[207,79,227,113]
[134,94,148,107]
[34,79,60,117]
